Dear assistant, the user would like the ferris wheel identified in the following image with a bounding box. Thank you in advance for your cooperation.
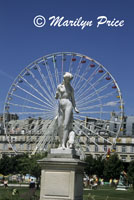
[3,52,124,155]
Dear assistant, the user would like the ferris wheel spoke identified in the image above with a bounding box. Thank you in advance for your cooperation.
[75,66,100,98]
[68,54,74,73]
[74,118,112,145]
[11,93,51,109]
[74,121,98,146]
[84,116,122,125]
[76,110,121,115]
[42,58,57,95]
[27,120,51,145]
[16,84,54,109]
[76,81,113,105]
[28,68,55,105]
[40,112,56,118]
[40,113,56,119]
[94,122,121,136]
[52,55,60,87]
[76,116,122,136]
[76,72,107,101]
[35,111,56,118]
[7,102,54,112]
[20,76,54,108]
[73,62,91,91]
[74,114,122,125]
[71,57,83,86]
[78,100,120,111]
[35,63,56,100]
[32,119,57,153]
[77,91,116,108]
[78,104,102,111]
[8,112,54,116]
[61,53,66,82]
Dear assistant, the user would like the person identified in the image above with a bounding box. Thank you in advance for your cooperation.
[4,179,8,188]
[55,72,79,149]
[36,178,40,190]
[29,179,35,189]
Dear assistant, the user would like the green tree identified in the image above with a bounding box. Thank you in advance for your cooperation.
[0,154,12,175]
[29,153,47,178]
[103,153,123,181]
[85,155,104,178]
[0,152,47,178]
[85,154,96,176]
[127,160,134,189]
[17,153,47,178]
[94,155,105,178]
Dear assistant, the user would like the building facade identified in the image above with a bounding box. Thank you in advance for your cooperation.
[0,113,134,162]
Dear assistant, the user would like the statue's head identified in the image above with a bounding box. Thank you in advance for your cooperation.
[63,72,73,82]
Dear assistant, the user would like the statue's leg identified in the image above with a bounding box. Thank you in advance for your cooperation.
[62,106,72,149]
[58,112,64,147]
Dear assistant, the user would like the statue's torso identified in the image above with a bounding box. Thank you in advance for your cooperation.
[58,84,72,99]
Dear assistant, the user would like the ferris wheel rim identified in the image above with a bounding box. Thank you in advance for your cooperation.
[3,52,124,154]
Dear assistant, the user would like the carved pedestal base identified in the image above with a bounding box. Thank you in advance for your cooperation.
[38,149,86,200]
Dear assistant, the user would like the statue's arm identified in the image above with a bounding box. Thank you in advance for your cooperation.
[71,88,79,113]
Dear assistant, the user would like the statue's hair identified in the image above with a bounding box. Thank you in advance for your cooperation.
[63,72,73,80]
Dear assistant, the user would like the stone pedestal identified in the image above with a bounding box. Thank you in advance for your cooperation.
[38,149,86,200]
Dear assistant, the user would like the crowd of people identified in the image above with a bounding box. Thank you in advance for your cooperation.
[83,174,122,189]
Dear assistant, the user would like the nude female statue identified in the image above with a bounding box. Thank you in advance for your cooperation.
[55,72,79,149]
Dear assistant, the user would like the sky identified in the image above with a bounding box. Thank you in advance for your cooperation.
[0,0,134,115]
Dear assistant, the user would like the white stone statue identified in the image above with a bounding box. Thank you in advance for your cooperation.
[55,72,79,149]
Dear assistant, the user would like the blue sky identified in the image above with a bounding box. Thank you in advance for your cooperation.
[0,0,134,115]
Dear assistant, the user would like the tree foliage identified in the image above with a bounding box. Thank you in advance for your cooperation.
[103,154,123,181]
[85,155,104,177]
[127,160,134,189]
[0,152,47,178]
[85,153,124,181]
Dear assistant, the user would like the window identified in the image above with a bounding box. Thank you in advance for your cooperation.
[95,145,98,152]
[104,145,107,152]
[12,137,16,143]
[19,143,24,150]
[87,138,90,145]
[130,156,134,161]
[27,144,30,151]
[86,147,90,152]
[123,124,126,129]
[27,144,31,151]
[3,143,7,150]
[122,145,126,153]
[95,137,98,143]
[123,130,126,135]
[124,117,127,123]
[114,123,117,132]
[132,123,134,135]
[130,145,134,153]
[12,144,16,151]
[120,155,126,162]
[114,124,117,128]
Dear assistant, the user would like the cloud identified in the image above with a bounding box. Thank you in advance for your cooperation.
[104,101,118,106]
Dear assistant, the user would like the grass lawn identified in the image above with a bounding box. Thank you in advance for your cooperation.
[83,186,134,200]
[0,187,40,200]
[0,186,134,200]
